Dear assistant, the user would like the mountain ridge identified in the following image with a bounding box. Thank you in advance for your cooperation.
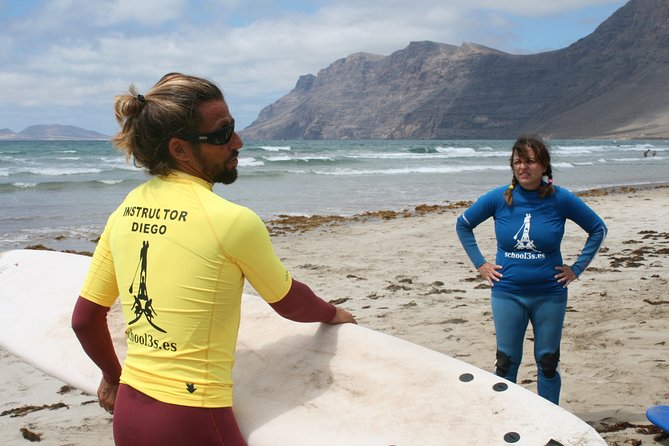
[242,0,669,140]
[0,124,110,141]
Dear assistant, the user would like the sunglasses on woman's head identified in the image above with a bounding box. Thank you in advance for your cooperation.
[181,120,235,146]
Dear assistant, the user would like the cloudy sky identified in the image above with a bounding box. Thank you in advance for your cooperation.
[1,0,628,135]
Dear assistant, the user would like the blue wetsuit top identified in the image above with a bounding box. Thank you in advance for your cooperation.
[456,185,607,296]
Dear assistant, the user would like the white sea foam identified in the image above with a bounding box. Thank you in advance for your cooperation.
[434,147,482,157]
[347,149,506,160]
[611,157,664,162]
[113,163,143,171]
[554,145,610,154]
[98,156,141,171]
[311,165,509,176]
[258,146,292,152]
[26,167,103,175]
[265,155,334,162]
[346,152,437,160]
[264,155,293,162]
[239,158,264,167]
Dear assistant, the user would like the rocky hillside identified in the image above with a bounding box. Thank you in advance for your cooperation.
[0,125,109,140]
[242,0,669,140]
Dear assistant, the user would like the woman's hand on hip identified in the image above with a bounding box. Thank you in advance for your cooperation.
[477,262,503,286]
[555,264,577,288]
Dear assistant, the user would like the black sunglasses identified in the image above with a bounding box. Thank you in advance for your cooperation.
[181,120,235,145]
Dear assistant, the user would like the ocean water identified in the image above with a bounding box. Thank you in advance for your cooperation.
[1,139,667,252]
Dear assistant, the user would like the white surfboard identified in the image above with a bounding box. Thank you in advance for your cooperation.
[0,249,606,445]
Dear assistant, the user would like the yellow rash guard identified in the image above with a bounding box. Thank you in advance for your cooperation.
[80,171,292,407]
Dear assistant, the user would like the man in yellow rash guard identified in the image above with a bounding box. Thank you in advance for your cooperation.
[71,73,356,446]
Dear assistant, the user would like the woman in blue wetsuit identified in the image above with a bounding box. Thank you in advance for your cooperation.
[455,135,607,405]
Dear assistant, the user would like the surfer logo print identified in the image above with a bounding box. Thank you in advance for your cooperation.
[506,213,546,261]
[124,241,177,353]
[128,241,166,333]
[514,213,537,251]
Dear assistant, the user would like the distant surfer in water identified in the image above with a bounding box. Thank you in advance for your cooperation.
[72,73,356,446]
[455,135,607,404]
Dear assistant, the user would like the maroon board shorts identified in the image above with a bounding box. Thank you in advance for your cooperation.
[113,384,247,446]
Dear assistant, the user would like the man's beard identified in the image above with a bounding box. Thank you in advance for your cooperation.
[212,168,237,185]
[193,146,238,184]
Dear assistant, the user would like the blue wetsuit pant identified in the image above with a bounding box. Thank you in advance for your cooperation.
[491,290,567,405]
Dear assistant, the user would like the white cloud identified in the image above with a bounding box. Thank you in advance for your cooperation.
[95,0,187,26]
[471,0,622,15]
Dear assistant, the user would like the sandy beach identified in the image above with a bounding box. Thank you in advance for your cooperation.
[1,184,668,445]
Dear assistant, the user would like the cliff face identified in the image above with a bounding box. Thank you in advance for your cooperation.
[242,0,669,140]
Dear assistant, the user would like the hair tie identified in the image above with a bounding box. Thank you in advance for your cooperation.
[508,184,514,190]
[137,94,146,103]
[547,178,553,185]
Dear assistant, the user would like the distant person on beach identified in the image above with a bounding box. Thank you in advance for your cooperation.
[71,72,356,446]
[455,134,607,405]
